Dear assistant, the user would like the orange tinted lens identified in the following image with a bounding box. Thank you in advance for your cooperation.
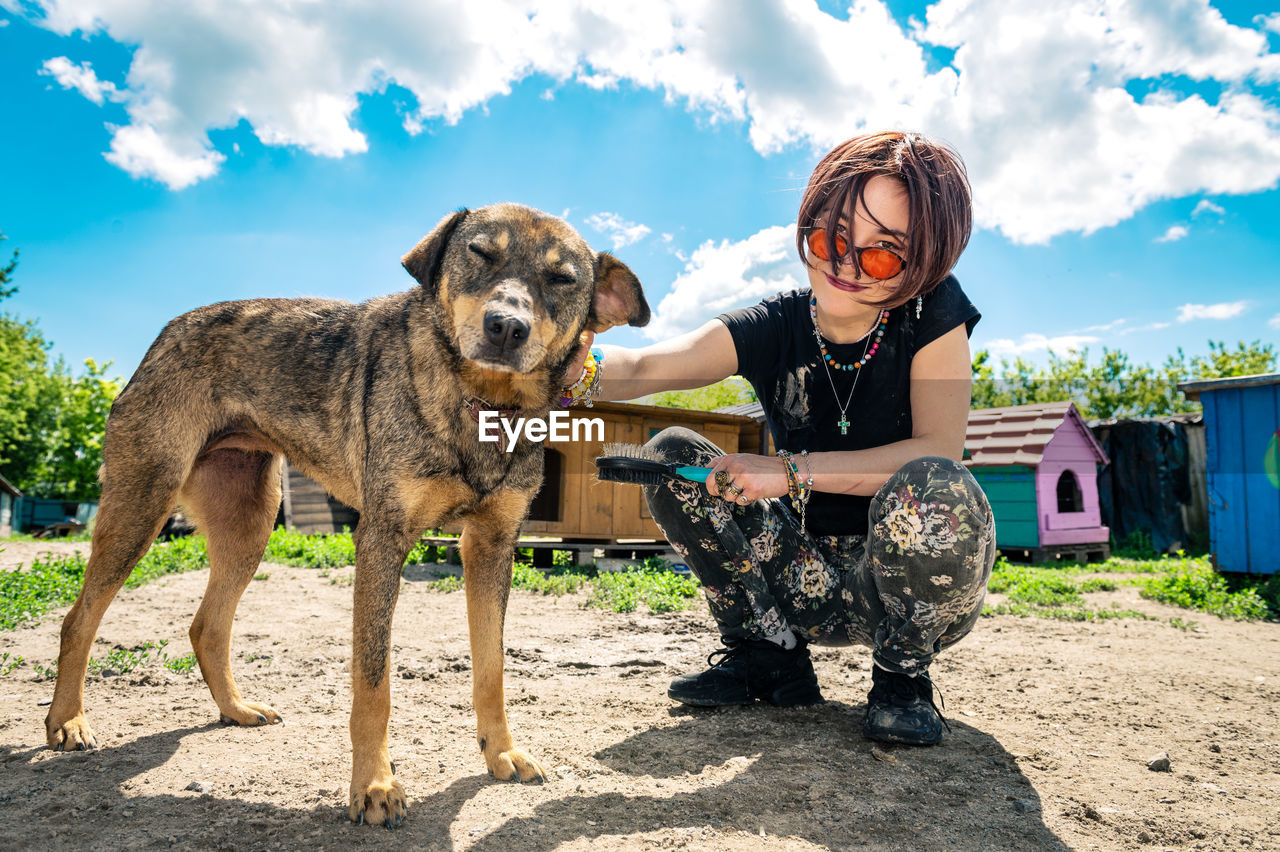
[807,229,848,262]
[859,248,903,279]
[806,229,830,260]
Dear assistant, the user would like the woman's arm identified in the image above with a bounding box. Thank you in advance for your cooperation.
[705,324,973,501]
[590,319,740,402]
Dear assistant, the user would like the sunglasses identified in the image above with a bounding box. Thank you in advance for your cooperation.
[805,228,905,280]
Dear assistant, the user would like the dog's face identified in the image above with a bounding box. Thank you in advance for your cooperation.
[402,204,649,376]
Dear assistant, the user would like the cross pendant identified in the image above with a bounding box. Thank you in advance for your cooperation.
[838,413,850,435]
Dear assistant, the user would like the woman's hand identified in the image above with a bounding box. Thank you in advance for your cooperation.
[705,453,791,505]
[560,330,596,388]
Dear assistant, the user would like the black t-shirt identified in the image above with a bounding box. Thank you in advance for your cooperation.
[717,275,980,536]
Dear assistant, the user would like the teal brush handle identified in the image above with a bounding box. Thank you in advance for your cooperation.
[674,466,712,483]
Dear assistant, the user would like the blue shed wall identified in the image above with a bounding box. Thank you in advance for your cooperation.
[1203,384,1280,574]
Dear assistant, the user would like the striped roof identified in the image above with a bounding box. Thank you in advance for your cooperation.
[717,398,1108,468]
[965,401,1106,468]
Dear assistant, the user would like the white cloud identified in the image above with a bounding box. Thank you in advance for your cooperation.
[39,57,121,105]
[644,224,801,339]
[584,212,652,251]
[980,333,1100,358]
[1156,224,1190,242]
[1176,301,1248,322]
[1119,321,1171,335]
[10,0,1280,234]
[1269,313,1280,329]
[1259,13,1280,35]
[1191,199,1225,217]
[104,122,223,189]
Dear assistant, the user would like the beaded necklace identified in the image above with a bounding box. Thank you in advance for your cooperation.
[809,296,889,436]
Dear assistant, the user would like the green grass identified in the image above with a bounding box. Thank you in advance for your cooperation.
[1137,556,1271,621]
[164,653,198,674]
[87,639,169,674]
[262,528,356,569]
[3,530,94,543]
[984,552,1277,625]
[585,558,702,614]
[0,537,209,631]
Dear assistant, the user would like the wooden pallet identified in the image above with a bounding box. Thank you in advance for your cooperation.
[998,542,1111,564]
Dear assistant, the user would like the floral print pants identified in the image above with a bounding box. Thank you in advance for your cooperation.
[642,427,997,675]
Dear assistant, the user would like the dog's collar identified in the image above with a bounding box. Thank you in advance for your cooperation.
[462,396,521,422]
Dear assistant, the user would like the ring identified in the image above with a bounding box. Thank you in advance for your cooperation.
[724,483,742,499]
[714,470,731,490]
[736,495,750,505]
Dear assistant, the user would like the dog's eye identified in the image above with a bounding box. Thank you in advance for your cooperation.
[469,243,494,263]
[548,273,575,286]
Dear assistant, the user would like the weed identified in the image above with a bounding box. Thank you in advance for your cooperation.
[511,561,588,596]
[88,640,168,675]
[164,653,198,674]
[264,528,356,569]
[1139,558,1269,621]
[253,572,270,581]
[1112,529,1159,560]
[33,662,57,681]
[1,651,23,675]
[1168,616,1200,632]
[424,575,464,593]
[586,559,701,614]
[0,538,208,632]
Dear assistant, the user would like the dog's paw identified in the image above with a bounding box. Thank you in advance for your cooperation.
[217,700,283,727]
[485,746,547,784]
[46,713,97,752]
[349,775,407,829]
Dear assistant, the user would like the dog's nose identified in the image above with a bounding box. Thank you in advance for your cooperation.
[483,311,530,351]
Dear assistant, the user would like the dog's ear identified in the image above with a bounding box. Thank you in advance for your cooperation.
[402,208,469,291]
[589,253,650,332]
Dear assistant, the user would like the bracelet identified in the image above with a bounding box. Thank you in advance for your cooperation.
[776,450,798,498]
[777,448,812,530]
[560,347,603,407]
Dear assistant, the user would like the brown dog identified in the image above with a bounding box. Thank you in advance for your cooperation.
[43,203,650,827]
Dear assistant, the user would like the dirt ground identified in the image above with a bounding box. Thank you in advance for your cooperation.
[1,540,1277,851]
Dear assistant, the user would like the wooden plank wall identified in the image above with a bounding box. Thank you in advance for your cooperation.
[970,465,1039,548]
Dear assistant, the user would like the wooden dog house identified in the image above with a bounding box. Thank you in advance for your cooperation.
[965,401,1111,562]
[278,401,763,553]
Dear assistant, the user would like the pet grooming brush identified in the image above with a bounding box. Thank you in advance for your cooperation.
[594,442,712,485]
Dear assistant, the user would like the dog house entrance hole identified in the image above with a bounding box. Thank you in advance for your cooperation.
[1056,470,1084,513]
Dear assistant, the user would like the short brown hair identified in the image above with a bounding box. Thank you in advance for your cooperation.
[795,131,972,308]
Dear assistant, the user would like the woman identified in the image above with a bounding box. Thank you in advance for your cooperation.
[562,131,995,746]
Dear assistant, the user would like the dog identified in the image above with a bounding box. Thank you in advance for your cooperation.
[43,203,650,827]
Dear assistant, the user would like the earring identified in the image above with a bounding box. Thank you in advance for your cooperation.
[915,295,923,319]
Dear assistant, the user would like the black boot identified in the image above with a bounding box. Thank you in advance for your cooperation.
[668,638,824,707]
[862,665,949,745]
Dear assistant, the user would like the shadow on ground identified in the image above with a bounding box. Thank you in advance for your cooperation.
[2,702,1066,850]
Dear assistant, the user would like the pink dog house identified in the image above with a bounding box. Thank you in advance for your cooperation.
[964,401,1111,562]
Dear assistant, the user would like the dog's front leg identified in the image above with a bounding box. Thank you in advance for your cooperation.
[348,523,411,828]
[461,497,546,784]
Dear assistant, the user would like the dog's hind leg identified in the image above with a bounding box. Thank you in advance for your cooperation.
[46,461,184,751]
[182,449,284,727]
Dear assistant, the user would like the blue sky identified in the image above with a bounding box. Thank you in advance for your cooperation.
[1,0,1278,384]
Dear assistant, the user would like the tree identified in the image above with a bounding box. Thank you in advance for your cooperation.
[971,341,1277,420]
[643,376,757,412]
[0,233,121,500]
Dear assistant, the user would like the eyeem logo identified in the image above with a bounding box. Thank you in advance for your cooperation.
[478,410,604,453]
